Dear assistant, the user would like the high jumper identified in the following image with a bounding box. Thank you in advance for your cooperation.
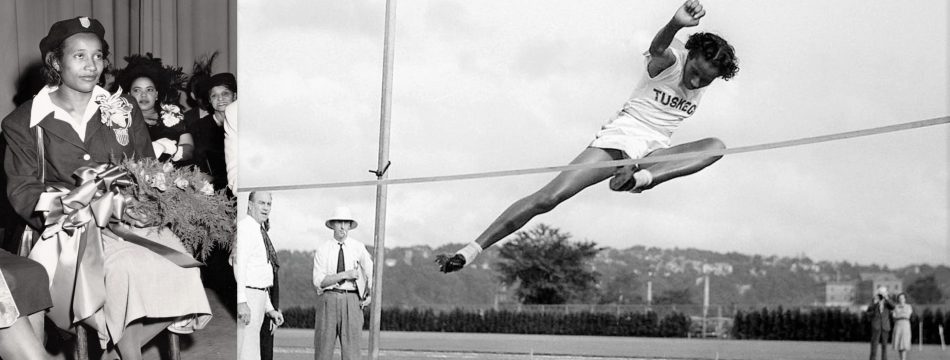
[437,0,739,273]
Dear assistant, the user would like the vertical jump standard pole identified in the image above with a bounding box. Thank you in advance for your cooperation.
[702,275,709,337]
[369,0,397,359]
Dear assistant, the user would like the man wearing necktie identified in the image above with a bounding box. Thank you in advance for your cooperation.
[235,192,285,360]
[260,218,280,360]
[312,207,373,360]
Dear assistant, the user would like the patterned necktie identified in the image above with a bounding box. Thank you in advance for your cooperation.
[336,242,345,286]
[260,221,279,269]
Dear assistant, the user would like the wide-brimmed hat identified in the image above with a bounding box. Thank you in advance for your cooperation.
[876,286,888,296]
[325,207,358,229]
[40,16,106,58]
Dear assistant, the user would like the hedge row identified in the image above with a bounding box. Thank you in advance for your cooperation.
[283,306,691,337]
[733,307,950,344]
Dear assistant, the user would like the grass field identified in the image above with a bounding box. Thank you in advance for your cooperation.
[274,329,949,360]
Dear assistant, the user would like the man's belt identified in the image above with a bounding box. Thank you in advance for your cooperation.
[246,285,271,292]
[325,288,357,294]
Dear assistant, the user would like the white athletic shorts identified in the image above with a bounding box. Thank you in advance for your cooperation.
[589,111,671,160]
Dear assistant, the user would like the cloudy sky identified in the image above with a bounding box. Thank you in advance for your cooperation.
[236,0,948,268]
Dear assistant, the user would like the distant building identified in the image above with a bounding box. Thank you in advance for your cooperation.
[856,272,903,304]
[736,284,752,296]
[701,263,734,276]
[820,281,857,307]
[790,262,820,273]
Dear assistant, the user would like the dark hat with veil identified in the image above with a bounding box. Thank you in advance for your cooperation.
[111,53,186,105]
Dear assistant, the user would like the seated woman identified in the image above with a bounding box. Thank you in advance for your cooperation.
[0,249,51,360]
[114,54,195,167]
[1,17,211,360]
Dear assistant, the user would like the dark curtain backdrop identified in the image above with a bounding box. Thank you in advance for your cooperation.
[0,0,238,117]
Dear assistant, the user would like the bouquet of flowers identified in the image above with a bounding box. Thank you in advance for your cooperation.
[121,159,235,261]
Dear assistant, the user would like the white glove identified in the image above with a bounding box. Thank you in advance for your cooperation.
[151,138,178,156]
[171,145,185,161]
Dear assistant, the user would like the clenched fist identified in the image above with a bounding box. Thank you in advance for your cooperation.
[671,0,706,28]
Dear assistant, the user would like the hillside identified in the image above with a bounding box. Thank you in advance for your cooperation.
[276,244,949,309]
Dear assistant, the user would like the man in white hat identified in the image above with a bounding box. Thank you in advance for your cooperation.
[235,191,285,360]
[866,285,894,360]
[311,206,373,360]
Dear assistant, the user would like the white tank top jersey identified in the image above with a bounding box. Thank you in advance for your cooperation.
[599,47,706,141]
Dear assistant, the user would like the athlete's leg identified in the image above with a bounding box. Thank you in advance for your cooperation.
[611,137,725,192]
[438,147,620,272]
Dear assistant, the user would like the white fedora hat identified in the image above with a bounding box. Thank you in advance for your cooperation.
[326,206,358,229]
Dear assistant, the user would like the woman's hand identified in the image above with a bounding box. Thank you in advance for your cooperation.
[152,138,178,155]
[671,0,706,28]
[176,133,195,161]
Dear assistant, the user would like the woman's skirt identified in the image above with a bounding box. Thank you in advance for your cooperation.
[0,249,52,327]
[893,319,912,351]
[102,226,212,343]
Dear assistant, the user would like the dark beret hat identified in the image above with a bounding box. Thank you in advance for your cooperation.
[40,16,106,57]
[207,73,237,93]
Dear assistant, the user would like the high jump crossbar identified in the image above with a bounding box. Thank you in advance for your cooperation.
[238,116,949,193]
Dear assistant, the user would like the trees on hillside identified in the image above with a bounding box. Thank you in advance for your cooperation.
[653,288,694,305]
[600,268,643,304]
[495,223,601,304]
[275,246,948,308]
[906,274,943,304]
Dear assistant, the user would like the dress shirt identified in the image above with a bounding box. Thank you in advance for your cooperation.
[312,237,373,296]
[30,85,112,141]
[235,215,275,311]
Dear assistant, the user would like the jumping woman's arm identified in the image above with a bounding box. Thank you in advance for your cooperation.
[648,0,706,76]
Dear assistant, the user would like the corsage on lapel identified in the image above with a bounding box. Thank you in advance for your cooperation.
[160,104,183,127]
[95,87,134,146]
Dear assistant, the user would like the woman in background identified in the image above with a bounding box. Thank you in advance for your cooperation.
[115,54,194,166]
[892,293,913,360]
[192,73,236,191]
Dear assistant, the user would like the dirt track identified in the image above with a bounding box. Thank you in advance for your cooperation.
[273,329,947,360]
